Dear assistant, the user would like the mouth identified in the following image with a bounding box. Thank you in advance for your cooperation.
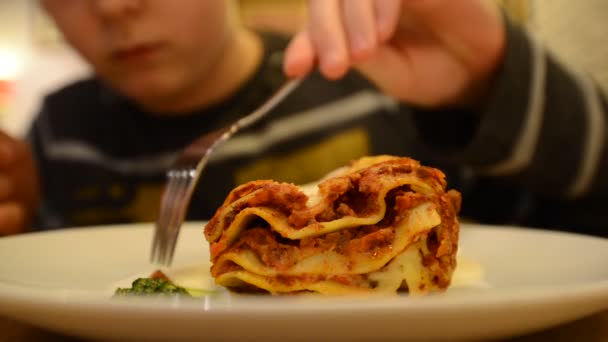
[111,42,165,63]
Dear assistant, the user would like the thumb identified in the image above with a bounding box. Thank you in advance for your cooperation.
[400,0,505,75]
[355,45,417,102]
[399,0,498,33]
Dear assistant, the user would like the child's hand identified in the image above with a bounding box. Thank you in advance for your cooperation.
[284,0,506,108]
[0,132,39,235]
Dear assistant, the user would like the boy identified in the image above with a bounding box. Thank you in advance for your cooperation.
[1,0,607,237]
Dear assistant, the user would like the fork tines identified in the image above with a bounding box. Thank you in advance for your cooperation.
[150,79,302,266]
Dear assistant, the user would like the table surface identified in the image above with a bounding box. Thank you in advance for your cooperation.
[1,309,607,341]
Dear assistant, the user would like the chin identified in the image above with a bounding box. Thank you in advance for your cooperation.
[116,79,186,112]
[101,65,186,109]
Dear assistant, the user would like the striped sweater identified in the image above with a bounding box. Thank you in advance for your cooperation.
[29,18,608,237]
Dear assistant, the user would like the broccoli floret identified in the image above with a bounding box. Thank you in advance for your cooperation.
[115,277,192,297]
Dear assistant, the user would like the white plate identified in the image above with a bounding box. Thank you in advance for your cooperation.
[0,223,607,341]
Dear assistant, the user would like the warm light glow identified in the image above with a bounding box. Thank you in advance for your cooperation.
[0,48,23,80]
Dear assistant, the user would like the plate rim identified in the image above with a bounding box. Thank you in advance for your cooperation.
[1,222,608,342]
[0,222,607,313]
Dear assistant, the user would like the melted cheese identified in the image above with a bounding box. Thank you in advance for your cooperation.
[216,270,373,295]
[300,182,323,207]
[214,204,447,294]
[368,239,433,294]
[216,203,441,277]
[451,255,489,289]
[219,173,438,245]
[216,238,440,295]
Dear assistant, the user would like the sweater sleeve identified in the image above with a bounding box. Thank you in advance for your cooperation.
[412,17,608,200]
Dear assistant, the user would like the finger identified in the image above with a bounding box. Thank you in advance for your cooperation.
[308,0,350,79]
[342,0,377,61]
[374,0,402,42]
[284,29,316,78]
[0,175,12,200]
[0,202,26,235]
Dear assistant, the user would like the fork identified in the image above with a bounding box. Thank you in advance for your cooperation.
[150,78,302,265]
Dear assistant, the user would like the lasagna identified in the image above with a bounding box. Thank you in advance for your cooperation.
[204,155,461,295]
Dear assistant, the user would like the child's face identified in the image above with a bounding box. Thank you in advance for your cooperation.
[42,0,231,109]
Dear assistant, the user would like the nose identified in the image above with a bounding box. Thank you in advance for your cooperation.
[93,0,143,19]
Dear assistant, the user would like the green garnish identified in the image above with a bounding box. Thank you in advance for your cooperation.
[115,277,192,297]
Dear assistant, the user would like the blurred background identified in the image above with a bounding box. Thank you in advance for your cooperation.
[0,0,604,138]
